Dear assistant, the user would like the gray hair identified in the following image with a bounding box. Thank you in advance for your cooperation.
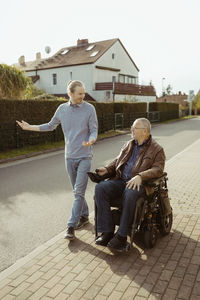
[137,118,151,132]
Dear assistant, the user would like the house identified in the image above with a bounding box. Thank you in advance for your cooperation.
[156,91,188,107]
[14,38,156,102]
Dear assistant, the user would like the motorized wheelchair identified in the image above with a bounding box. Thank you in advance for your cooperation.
[88,171,173,250]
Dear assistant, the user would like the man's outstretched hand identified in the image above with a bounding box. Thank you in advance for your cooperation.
[16,120,30,130]
[82,139,95,147]
[126,175,142,191]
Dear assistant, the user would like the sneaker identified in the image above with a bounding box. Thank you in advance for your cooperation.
[64,227,75,240]
[76,216,89,229]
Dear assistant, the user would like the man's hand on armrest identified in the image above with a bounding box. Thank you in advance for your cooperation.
[126,175,142,191]
[16,120,40,131]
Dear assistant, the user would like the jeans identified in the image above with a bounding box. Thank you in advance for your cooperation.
[66,158,91,228]
[95,179,145,237]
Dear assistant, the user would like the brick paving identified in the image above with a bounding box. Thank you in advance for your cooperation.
[0,139,200,300]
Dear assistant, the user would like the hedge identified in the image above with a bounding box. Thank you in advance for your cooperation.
[149,102,179,121]
[0,99,179,151]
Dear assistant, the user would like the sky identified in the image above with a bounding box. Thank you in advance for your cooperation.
[1,0,200,96]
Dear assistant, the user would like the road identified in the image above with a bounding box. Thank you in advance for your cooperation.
[0,117,200,272]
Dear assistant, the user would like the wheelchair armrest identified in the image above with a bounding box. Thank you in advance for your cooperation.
[145,172,168,187]
[87,171,110,183]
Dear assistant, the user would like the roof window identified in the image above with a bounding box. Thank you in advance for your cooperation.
[86,45,95,51]
[61,49,69,55]
[90,51,99,57]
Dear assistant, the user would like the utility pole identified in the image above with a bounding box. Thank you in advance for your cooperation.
[188,90,194,115]
[162,77,165,96]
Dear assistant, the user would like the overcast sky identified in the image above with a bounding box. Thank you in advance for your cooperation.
[1,0,199,96]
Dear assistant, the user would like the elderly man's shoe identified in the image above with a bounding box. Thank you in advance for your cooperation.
[107,234,127,252]
[95,232,114,246]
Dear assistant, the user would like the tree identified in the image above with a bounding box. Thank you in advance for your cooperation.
[166,84,173,95]
[0,64,32,99]
[193,90,200,108]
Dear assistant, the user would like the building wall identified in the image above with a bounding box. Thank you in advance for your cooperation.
[26,64,94,95]
[94,40,139,86]
[114,94,156,102]
[156,93,188,107]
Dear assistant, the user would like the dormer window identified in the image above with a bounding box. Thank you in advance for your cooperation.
[86,45,95,51]
[90,51,99,57]
[61,49,69,55]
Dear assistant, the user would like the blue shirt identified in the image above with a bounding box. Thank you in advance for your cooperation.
[39,101,98,159]
[121,141,144,182]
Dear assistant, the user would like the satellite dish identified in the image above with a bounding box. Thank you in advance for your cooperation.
[45,46,51,54]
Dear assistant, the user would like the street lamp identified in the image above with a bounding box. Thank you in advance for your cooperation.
[162,77,165,96]
[188,90,194,115]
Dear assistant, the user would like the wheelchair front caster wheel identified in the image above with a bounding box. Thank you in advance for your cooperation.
[144,228,157,249]
[125,243,131,252]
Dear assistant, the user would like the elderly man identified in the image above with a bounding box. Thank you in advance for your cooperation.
[95,118,165,251]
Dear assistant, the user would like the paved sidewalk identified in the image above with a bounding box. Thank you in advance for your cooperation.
[0,139,200,300]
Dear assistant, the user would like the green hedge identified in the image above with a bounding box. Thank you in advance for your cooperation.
[0,99,179,151]
[149,102,179,121]
[88,102,115,133]
[114,102,147,128]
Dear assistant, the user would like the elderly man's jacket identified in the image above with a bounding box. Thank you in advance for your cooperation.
[105,136,166,188]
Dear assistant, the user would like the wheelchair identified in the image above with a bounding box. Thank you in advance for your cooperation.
[88,171,173,250]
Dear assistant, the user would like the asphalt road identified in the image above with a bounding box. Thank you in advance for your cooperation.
[0,117,200,272]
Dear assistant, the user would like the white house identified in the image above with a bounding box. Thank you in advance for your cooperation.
[15,38,156,102]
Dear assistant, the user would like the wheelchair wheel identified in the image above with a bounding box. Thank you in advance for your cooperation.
[160,212,173,236]
[144,227,157,249]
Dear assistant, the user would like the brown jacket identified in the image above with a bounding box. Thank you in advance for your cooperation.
[105,136,166,192]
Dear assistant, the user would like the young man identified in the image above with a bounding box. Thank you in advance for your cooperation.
[94,118,165,251]
[16,80,98,240]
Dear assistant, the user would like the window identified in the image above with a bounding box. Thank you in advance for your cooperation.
[52,73,57,85]
[127,76,133,84]
[112,53,115,59]
[106,91,111,100]
[61,49,69,55]
[86,45,95,51]
[70,72,72,80]
[90,51,99,57]
[119,74,125,83]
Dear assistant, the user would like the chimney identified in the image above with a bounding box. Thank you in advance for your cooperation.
[36,52,41,60]
[77,39,89,46]
[18,55,25,66]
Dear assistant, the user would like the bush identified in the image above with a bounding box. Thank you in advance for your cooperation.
[0,64,32,100]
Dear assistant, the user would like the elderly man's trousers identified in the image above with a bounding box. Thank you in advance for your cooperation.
[95,179,145,237]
